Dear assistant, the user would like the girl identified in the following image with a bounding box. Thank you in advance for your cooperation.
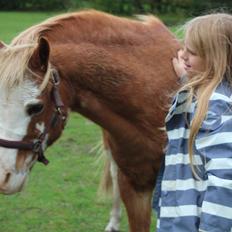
[153,13,232,231]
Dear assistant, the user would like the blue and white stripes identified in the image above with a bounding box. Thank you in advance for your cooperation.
[154,80,232,232]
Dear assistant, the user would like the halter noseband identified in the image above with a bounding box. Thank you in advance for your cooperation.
[0,70,66,165]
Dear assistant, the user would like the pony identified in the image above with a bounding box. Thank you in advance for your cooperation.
[0,10,180,232]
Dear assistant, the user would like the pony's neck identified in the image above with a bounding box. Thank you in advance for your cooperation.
[51,43,131,105]
[51,44,149,148]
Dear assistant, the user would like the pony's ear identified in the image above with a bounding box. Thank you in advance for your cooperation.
[29,37,50,73]
[0,41,6,49]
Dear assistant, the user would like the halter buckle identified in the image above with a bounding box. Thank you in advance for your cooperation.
[56,107,67,122]
[52,70,60,86]
[57,107,62,115]
[33,140,42,153]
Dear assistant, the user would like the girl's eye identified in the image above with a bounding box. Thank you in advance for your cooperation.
[26,102,44,116]
[189,50,197,56]
[187,48,197,56]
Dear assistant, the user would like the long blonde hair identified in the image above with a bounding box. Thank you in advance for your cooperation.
[180,13,232,177]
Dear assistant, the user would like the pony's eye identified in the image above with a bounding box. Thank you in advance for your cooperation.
[26,102,44,116]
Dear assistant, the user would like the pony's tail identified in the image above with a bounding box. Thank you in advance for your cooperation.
[93,130,113,199]
[97,154,113,199]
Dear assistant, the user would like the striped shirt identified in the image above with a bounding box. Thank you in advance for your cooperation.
[154,80,232,232]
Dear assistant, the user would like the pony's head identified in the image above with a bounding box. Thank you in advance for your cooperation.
[0,38,67,194]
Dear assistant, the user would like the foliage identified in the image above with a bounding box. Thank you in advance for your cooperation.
[0,0,231,17]
[0,0,73,11]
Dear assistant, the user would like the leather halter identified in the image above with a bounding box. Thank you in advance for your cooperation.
[0,70,66,165]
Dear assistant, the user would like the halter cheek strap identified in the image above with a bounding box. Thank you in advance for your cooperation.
[0,70,67,165]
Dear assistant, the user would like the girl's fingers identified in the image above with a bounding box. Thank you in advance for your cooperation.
[172,56,186,78]
[172,57,178,66]
[172,58,180,74]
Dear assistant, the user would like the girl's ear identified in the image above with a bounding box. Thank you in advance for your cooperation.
[29,37,50,73]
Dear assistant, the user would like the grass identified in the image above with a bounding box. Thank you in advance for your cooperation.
[0,11,182,232]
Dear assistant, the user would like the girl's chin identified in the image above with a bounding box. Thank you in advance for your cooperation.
[186,71,199,79]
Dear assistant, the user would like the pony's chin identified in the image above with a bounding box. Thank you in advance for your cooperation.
[0,188,19,195]
[0,173,28,195]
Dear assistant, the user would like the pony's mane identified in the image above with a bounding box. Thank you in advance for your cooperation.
[0,10,163,90]
[0,13,59,89]
[0,44,34,88]
[0,12,79,89]
[0,43,53,91]
[12,10,164,46]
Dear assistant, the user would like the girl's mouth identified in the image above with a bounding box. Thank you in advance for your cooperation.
[184,63,191,70]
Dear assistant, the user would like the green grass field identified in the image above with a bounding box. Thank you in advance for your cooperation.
[0,11,181,232]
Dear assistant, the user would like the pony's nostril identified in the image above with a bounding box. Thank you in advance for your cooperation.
[4,172,11,184]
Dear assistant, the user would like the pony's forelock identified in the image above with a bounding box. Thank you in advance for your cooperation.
[0,44,35,89]
[0,43,52,91]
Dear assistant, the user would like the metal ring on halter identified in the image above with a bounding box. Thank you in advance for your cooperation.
[32,140,42,153]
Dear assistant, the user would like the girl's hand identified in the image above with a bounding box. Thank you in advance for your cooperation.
[172,50,187,78]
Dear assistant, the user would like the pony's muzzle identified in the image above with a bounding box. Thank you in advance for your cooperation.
[0,169,27,194]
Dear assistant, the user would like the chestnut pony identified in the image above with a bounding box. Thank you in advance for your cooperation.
[0,10,179,232]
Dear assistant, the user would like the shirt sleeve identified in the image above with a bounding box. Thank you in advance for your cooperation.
[195,111,232,232]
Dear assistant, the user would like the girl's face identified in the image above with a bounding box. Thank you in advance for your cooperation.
[181,36,206,78]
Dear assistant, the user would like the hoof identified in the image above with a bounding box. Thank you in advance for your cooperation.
[105,222,120,232]
[105,226,120,232]
[105,230,120,232]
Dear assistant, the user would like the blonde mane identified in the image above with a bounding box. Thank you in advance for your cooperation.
[0,11,103,90]
[0,10,167,91]
[0,16,56,90]
[0,44,53,92]
[0,44,35,88]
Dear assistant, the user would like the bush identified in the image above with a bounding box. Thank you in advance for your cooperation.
[0,0,231,16]
[0,0,74,11]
